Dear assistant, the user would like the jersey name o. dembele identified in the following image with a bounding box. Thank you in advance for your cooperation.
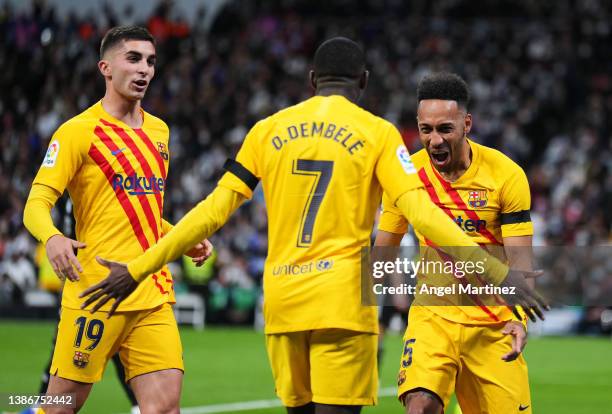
[379,140,533,324]
[33,101,174,311]
[219,95,422,334]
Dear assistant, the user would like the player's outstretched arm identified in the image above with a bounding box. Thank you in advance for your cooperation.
[393,188,549,319]
[160,219,214,266]
[128,185,243,280]
[24,183,86,281]
[502,235,543,322]
[503,236,535,288]
[80,185,245,316]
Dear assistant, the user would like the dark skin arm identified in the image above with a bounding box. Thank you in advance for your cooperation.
[80,239,213,317]
[374,231,547,322]
[80,185,243,317]
[500,235,535,362]
[374,230,404,247]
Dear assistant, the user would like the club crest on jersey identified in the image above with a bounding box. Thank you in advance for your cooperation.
[73,351,90,369]
[468,190,487,208]
[42,140,60,167]
[396,145,417,175]
[157,142,169,160]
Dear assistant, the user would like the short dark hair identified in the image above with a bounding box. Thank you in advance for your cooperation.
[100,26,155,59]
[417,73,470,109]
[313,37,365,79]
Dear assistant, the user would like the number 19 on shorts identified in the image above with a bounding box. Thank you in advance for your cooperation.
[74,316,105,351]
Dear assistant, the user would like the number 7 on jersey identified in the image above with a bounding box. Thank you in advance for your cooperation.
[291,159,334,247]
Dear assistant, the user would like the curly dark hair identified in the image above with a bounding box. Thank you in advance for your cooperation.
[417,72,470,109]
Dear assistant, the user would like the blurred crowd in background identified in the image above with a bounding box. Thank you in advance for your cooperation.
[0,0,610,325]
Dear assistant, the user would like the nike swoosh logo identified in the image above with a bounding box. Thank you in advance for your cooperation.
[111,147,127,156]
[519,405,530,411]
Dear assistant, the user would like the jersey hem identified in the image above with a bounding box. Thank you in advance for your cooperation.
[61,297,173,313]
[264,322,379,335]
[418,305,516,326]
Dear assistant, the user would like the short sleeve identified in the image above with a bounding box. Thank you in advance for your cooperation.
[378,191,408,234]
[33,121,86,194]
[375,122,423,203]
[499,167,533,238]
[217,120,263,199]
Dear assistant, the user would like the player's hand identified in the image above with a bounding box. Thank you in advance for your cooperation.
[500,269,550,322]
[45,234,87,282]
[79,256,138,317]
[185,238,213,267]
[501,321,527,362]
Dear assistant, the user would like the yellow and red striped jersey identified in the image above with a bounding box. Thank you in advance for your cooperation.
[379,139,533,324]
[33,101,174,311]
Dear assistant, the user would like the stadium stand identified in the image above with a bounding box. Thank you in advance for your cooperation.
[0,0,610,327]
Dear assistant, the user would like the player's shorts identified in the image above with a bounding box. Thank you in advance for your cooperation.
[50,303,183,383]
[398,306,531,414]
[266,329,378,407]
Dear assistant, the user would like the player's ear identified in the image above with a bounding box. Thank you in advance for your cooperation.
[359,70,369,90]
[98,59,111,78]
[309,70,316,91]
[464,112,472,135]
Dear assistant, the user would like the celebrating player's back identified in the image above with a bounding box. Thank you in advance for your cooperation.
[232,94,424,333]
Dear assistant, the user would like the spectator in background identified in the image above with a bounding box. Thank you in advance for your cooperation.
[207,247,258,324]
[2,233,36,302]
[0,0,610,320]
[0,272,19,306]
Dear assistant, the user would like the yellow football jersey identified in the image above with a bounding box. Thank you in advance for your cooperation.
[379,139,533,324]
[33,101,174,311]
[218,95,423,334]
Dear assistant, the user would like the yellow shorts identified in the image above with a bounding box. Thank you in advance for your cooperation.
[51,303,183,383]
[266,329,378,407]
[398,307,531,414]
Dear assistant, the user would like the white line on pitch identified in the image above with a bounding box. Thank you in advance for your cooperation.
[116,387,397,414]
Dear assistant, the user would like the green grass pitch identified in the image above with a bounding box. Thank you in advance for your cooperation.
[0,321,610,413]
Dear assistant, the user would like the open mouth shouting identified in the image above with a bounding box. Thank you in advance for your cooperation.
[430,148,451,168]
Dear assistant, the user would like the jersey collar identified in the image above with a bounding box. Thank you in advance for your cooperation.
[93,100,147,131]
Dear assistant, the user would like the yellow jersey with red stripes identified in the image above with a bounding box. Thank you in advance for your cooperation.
[33,101,174,311]
[379,139,533,324]
[218,95,423,334]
